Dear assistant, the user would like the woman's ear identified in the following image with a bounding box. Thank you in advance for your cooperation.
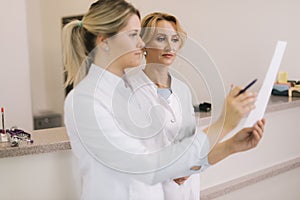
[96,35,105,45]
[96,35,110,52]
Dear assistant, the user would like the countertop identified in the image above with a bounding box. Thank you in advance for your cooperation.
[0,95,299,159]
[0,127,70,158]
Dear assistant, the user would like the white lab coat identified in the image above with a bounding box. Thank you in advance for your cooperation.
[127,69,209,200]
[64,64,210,200]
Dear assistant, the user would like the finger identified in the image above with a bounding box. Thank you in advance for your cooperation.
[235,93,257,113]
[256,120,265,133]
[253,124,263,140]
[251,130,259,147]
[242,103,256,115]
[238,100,257,114]
[235,91,257,102]
[258,120,265,132]
[174,178,184,182]
[229,86,243,97]
[227,98,256,117]
[174,179,184,185]
[252,129,262,144]
[262,118,266,125]
[231,103,255,118]
[173,179,181,184]
[242,127,254,132]
[229,84,234,92]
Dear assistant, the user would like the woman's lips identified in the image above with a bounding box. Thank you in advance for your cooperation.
[162,53,174,58]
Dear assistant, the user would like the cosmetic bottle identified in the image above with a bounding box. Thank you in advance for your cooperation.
[1,129,9,142]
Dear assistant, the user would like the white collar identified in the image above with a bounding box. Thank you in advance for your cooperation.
[88,63,123,84]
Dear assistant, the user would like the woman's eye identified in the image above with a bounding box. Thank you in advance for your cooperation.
[172,37,180,43]
[156,37,166,42]
[130,33,138,37]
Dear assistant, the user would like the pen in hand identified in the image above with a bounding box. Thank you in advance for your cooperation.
[235,79,258,97]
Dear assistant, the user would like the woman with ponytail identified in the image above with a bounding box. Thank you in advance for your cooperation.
[62,1,149,199]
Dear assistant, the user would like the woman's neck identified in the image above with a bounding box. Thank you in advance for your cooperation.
[144,63,170,88]
[106,65,125,77]
[94,55,125,77]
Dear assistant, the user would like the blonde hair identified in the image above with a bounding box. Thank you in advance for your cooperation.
[140,12,187,49]
[62,0,140,86]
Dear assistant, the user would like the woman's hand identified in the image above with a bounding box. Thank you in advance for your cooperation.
[173,176,190,185]
[220,86,257,132]
[229,118,266,153]
[207,118,265,165]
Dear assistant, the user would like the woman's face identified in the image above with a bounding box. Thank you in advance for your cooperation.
[107,14,145,69]
[144,20,181,66]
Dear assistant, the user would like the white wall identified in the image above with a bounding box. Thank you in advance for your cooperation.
[1,1,299,128]
[26,0,300,117]
[0,0,33,130]
[0,150,79,200]
[213,167,300,200]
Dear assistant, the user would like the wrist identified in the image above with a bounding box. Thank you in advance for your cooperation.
[214,118,232,137]
[219,108,239,132]
[208,140,234,165]
[224,139,236,155]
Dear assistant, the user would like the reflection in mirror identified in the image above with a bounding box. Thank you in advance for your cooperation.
[26,0,89,130]
[32,15,84,130]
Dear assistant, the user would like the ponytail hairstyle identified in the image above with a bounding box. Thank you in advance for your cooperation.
[62,0,140,86]
[140,12,187,49]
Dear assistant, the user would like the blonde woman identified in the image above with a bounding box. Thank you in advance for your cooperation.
[127,12,265,199]
[62,1,147,199]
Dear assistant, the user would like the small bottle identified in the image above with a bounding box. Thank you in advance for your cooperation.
[1,129,8,142]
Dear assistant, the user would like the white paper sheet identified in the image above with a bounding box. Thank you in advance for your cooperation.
[243,41,287,127]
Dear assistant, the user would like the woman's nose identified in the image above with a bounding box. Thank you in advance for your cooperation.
[165,40,176,52]
[137,36,145,49]
[165,40,172,51]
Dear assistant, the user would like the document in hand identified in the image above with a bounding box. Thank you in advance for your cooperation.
[243,41,287,127]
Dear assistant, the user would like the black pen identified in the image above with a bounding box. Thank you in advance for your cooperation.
[235,79,258,97]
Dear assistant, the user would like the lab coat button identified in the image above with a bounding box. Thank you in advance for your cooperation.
[171,119,175,123]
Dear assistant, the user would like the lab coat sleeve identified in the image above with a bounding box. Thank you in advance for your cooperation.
[64,89,149,170]
[132,130,211,185]
[65,86,210,185]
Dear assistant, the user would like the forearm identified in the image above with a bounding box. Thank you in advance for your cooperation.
[202,119,231,147]
[207,140,234,165]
